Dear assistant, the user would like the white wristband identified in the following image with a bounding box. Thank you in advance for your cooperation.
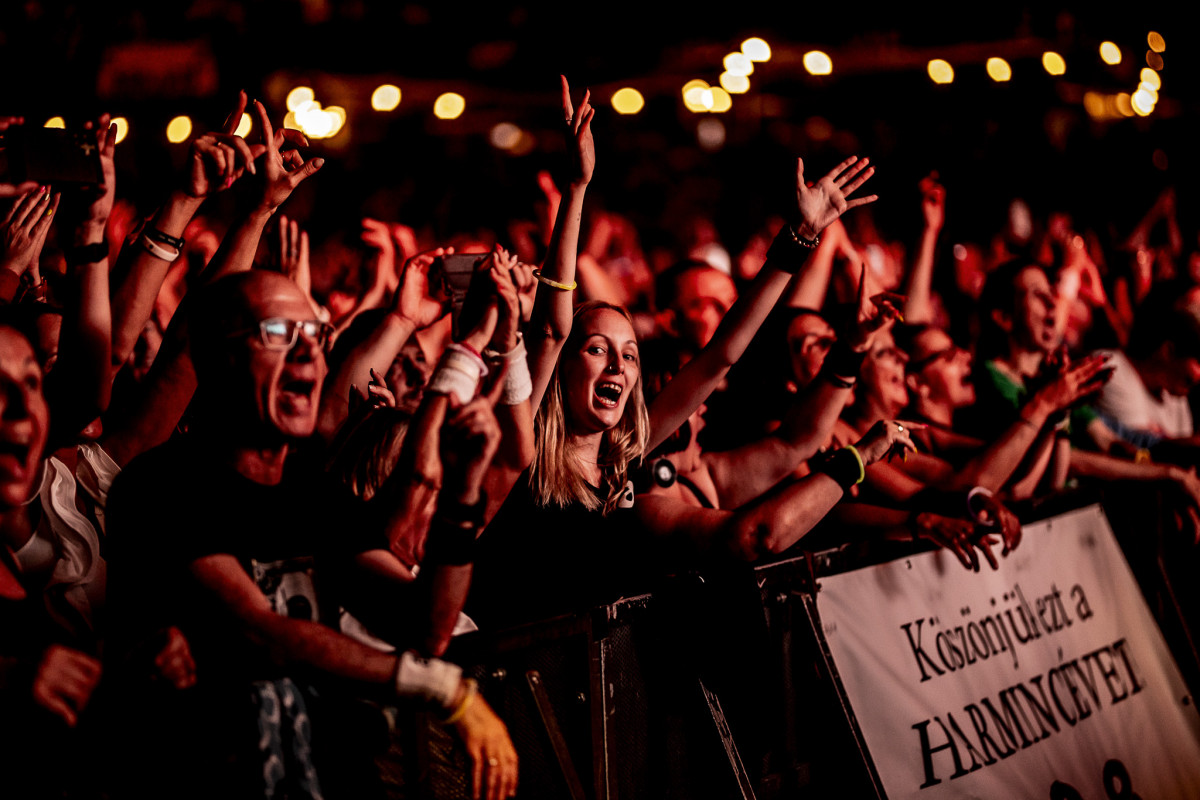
[141,234,180,262]
[966,486,995,525]
[493,337,532,405]
[393,650,463,710]
[427,349,483,404]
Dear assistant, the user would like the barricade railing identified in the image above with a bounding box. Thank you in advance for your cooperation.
[416,488,1199,799]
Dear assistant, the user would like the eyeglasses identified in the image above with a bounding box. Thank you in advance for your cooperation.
[907,344,966,373]
[233,318,333,350]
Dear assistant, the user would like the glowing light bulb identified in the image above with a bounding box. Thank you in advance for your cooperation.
[433,93,465,120]
[724,52,753,77]
[111,117,129,144]
[1042,52,1066,76]
[286,87,314,112]
[803,51,833,76]
[235,113,252,138]
[1148,32,1165,53]
[610,87,644,115]
[741,37,771,62]
[166,115,193,143]
[720,72,750,94]
[371,84,401,112]
[1099,41,1121,65]
[44,117,65,129]
[927,59,954,84]
[986,57,1012,82]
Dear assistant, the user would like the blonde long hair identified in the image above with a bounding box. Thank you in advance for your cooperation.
[532,302,650,515]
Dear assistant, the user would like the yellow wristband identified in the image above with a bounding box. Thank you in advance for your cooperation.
[843,445,866,485]
[532,269,577,291]
[444,678,478,724]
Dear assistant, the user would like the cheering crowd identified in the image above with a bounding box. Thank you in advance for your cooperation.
[3,74,1200,798]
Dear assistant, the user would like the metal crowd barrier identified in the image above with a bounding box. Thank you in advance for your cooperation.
[408,487,1199,799]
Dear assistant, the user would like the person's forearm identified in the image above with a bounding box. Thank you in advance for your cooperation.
[784,228,836,308]
[203,205,273,284]
[727,472,844,560]
[647,262,793,453]
[110,192,204,368]
[317,313,418,441]
[528,181,587,410]
[1068,448,1175,481]
[904,225,940,325]
[254,613,398,684]
[957,396,1054,491]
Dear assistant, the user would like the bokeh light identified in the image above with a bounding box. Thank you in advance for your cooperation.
[286,87,314,112]
[1099,41,1121,65]
[1139,68,1161,91]
[111,117,129,144]
[234,113,252,137]
[371,84,402,112]
[1146,51,1164,70]
[986,57,1012,82]
[709,87,732,113]
[44,117,65,129]
[719,72,750,94]
[741,37,771,62]
[1042,52,1066,75]
[166,115,192,143]
[611,87,645,115]
[697,118,725,150]
[723,52,753,77]
[490,122,522,150]
[433,93,465,120]
[927,59,954,84]
[1148,32,1165,53]
[803,51,833,76]
[1114,93,1134,117]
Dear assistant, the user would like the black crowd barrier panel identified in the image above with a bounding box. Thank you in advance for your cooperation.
[415,487,1200,799]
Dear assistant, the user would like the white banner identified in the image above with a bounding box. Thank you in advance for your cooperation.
[817,505,1200,799]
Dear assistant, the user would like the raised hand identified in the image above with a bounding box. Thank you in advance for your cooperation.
[561,75,595,187]
[275,213,313,298]
[843,262,903,351]
[795,155,878,240]
[853,419,922,465]
[31,644,102,727]
[919,172,946,232]
[974,493,1023,556]
[182,92,262,199]
[0,187,60,277]
[250,99,323,212]
[362,217,398,295]
[1032,353,1110,414]
[511,260,537,324]
[77,114,118,237]
[395,247,453,328]
[482,245,521,351]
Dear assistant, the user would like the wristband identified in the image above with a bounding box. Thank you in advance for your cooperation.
[65,242,109,267]
[443,678,478,724]
[393,650,462,711]
[814,447,865,491]
[532,269,577,291]
[965,486,994,525]
[821,341,867,383]
[427,349,485,404]
[144,227,186,251]
[141,234,180,262]
[483,336,532,405]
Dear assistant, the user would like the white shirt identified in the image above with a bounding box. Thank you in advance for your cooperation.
[1095,349,1193,440]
